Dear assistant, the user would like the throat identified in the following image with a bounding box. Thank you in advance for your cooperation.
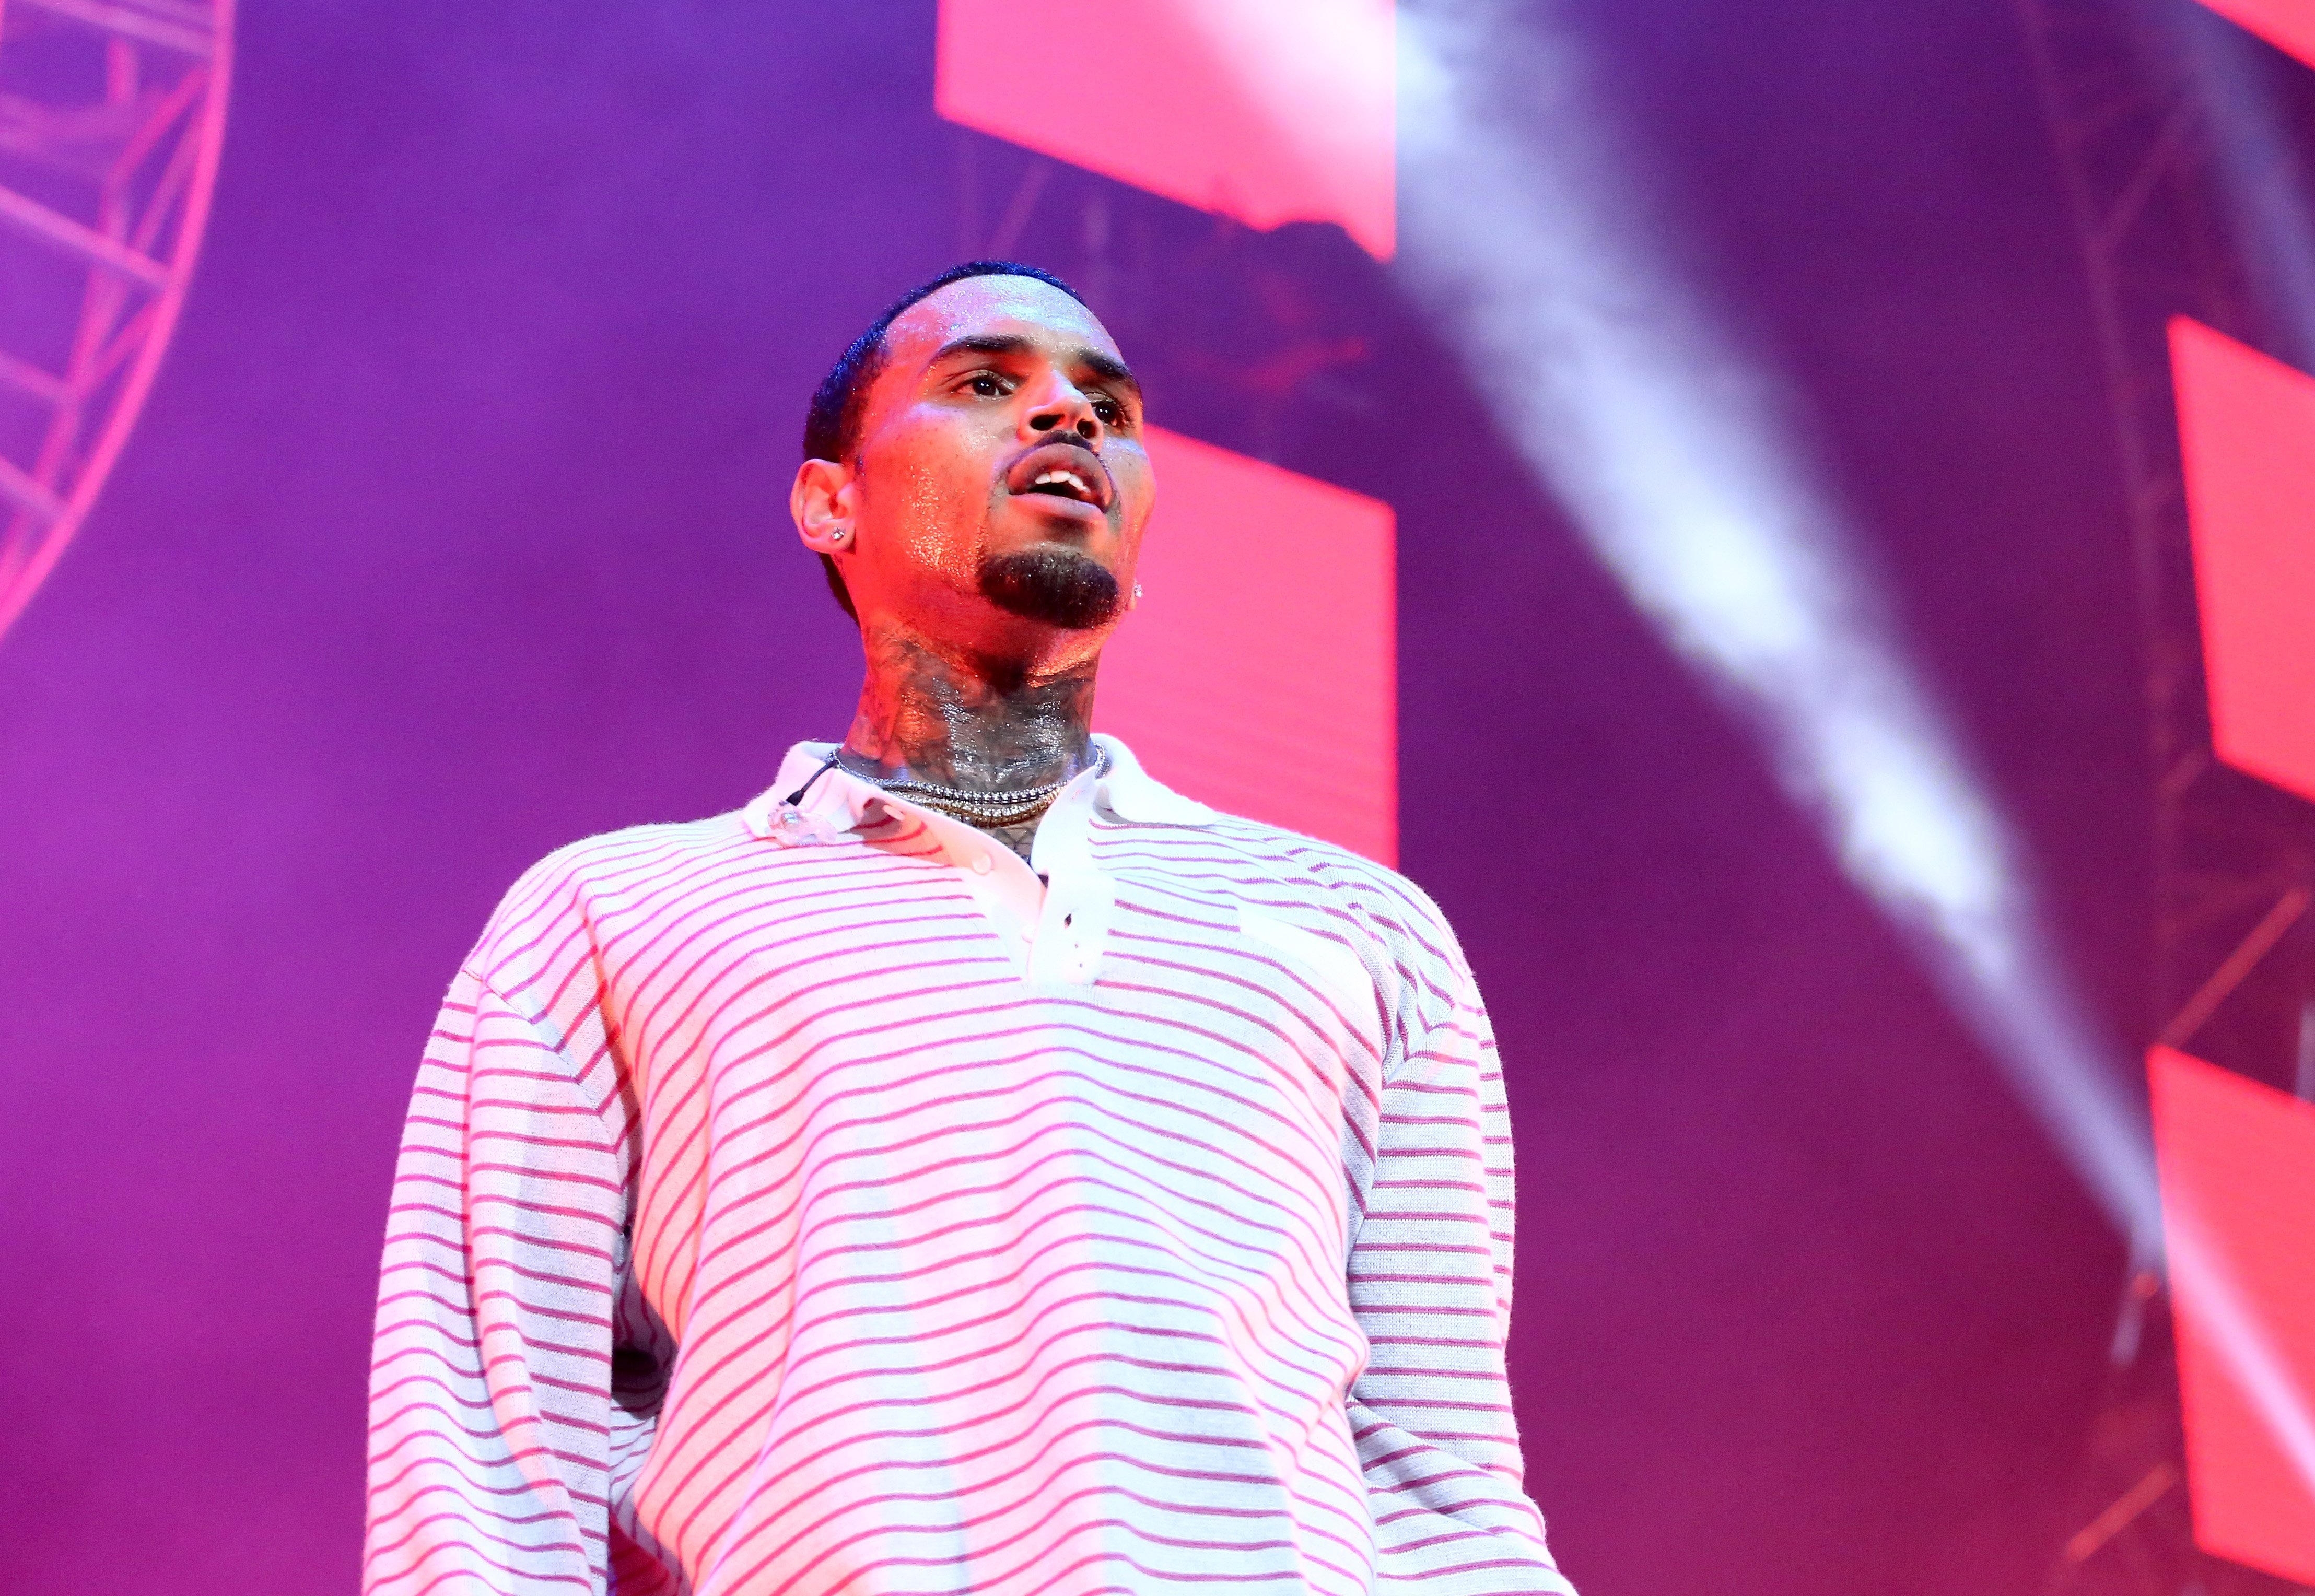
[843,622,1100,792]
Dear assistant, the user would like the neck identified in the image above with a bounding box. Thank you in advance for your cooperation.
[841,619,1099,791]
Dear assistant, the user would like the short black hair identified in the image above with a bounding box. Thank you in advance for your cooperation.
[802,259,1088,620]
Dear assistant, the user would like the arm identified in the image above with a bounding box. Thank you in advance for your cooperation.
[1348,931,1578,1593]
[363,966,628,1595]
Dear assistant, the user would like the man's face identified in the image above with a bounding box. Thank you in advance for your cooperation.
[806,275,1154,652]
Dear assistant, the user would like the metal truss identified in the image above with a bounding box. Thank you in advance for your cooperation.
[948,132,1386,468]
[0,0,233,642]
[2017,0,2314,1590]
[2043,1276,2304,1596]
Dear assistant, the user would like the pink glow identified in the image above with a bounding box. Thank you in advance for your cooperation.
[2192,0,2315,67]
[2172,317,2315,805]
[1097,426,1396,863]
[2150,1046,2315,1586]
[934,0,1396,260]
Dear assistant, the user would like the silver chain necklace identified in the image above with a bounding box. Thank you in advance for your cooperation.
[832,744,1110,828]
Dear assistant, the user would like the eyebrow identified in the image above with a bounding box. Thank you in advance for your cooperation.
[928,333,1142,400]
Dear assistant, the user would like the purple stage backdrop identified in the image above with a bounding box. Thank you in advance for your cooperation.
[0,4,2157,1593]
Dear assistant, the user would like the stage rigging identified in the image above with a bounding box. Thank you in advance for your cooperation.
[0,0,233,642]
[2017,0,2315,1588]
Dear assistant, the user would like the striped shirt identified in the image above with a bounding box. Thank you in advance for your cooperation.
[364,736,1573,1595]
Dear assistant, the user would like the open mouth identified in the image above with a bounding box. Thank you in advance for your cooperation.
[1007,442,1114,511]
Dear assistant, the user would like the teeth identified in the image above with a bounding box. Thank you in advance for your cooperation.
[1030,468,1092,498]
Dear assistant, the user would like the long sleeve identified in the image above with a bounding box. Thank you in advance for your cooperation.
[364,965,629,1595]
[1347,933,1577,1593]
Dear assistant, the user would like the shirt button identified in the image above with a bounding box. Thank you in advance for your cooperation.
[969,853,992,875]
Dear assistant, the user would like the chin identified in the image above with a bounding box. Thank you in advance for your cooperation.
[978,545,1122,630]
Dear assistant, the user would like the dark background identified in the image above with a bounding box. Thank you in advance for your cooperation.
[0,3,2166,1591]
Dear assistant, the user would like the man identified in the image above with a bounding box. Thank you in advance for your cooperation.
[364,261,1574,1594]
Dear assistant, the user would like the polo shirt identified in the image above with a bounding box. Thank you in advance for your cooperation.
[364,736,1573,1594]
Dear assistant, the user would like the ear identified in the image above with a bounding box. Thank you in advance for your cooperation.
[791,457,857,556]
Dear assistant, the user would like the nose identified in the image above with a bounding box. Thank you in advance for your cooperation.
[1023,377,1103,446]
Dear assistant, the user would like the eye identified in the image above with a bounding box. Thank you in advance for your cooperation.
[1092,396,1127,427]
[964,372,1009,397]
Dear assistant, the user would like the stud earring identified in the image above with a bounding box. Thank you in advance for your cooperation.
[1132,581,1143,604]
[829,527,848,543]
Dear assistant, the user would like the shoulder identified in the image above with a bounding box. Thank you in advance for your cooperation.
[1206,814,1437,912]
[1149,807,1469,976]
[463,809,758,991]
[1095,739,1451,942]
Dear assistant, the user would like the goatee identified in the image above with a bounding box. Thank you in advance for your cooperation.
[977,547,1123,630]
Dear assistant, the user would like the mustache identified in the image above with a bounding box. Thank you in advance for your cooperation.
[1005,432,1100,468]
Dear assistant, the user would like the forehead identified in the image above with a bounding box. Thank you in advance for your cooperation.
[880,275,1121,369]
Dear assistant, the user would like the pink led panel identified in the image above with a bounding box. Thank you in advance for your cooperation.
[2172,317,2315,805]
[2193,0,2315,68]
[936,0,1396,259]
[2149,1045,2315,1586]
[1098,425,1396,863]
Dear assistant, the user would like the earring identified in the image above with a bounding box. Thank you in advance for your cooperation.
[829,528,848,543]
[1132,581,1143,603]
